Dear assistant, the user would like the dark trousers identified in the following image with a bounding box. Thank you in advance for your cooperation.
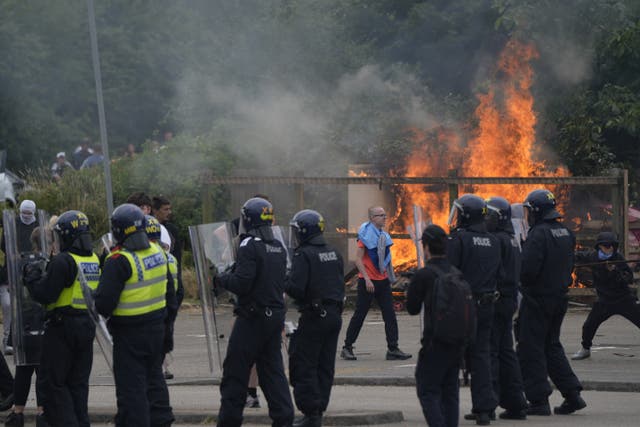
[582,299,640,349]
[218,309,293,427]
[289,307,341,416]
[0,353,13,397]
[490,297,527,411]
[39,315,95,427]
[344,278,399,349]
[112,320,173,427]
[13,365,43,406]
[469,302,497,413]
[415,342,462,427]
[517,294,582,402]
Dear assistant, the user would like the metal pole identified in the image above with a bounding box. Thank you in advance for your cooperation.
[87,0,114,217]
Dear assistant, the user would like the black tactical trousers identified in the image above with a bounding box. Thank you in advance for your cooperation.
[490,296,527,412]
[112,320,173,427]
[469,301,497,414]
[582,298,640,349]
[39,315,94,427]
[517,294,582,402]
[289,306,341,416]
[218,308,293,427]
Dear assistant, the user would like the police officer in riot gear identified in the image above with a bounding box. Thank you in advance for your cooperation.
[95,204,176,427]
[215,197,293,427]
[517,189,586,415]
[447,194,502,426]
[285,210,344,427]
[24,210,99,427]
[485,197,527,420]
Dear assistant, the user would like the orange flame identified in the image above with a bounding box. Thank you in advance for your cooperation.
[390,40,570,266]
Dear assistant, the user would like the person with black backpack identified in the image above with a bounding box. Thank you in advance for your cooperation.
[407,224,473,427]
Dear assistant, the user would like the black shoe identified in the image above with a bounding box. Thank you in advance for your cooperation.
[35,414,50,427]
[499,409,527,420]
[292,414,322,427]
[475,412,491,425]
[163,369,174,380]
[4,411,24,427]
[340,346,356,361]
[0,393,12,412]
[554,395,587,415]
[527,400,551,416]
[386,348,412,360]
[464,411,496,421]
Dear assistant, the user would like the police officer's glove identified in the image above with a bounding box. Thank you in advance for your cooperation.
[23,260,45,287]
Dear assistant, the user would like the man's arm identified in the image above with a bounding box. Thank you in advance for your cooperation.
[520,228,545,288]
[406,269,428,315]
[219,237,257,296]
[26,253,75,304]
[354,245,374,293]
[94,255,129,317]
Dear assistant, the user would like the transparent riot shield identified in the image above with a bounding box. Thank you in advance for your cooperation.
[511,203,527,249]
[79,268,113,373]
[2,209,49,366]
[272,225,292,271]
[407,205,429,334]
[188,222,235,376]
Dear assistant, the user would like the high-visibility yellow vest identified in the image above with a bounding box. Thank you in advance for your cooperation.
[152,241,179,292]
[47,252,100,311]
[108,244,168,317]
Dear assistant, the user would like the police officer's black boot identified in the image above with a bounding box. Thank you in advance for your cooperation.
[526,400,551,416]
[4,411,24,427]
[554,394,586,415]
[292,412,321,427]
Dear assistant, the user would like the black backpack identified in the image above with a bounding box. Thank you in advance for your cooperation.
[428,264,477,346]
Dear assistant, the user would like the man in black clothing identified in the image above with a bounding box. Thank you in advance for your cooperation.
[285,210,344,427]
[447,194,502,426]
[517,189,585,416]
[485,197,527,420]
[572,231,640,360]
[152,196,183,305]
[24,210,98,427]
[407,224,463,427]
[215,197,293,427]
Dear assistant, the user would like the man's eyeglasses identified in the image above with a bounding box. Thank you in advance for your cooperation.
[372,214,387,218]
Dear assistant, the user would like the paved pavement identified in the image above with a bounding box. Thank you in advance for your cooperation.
[5,303,640,425]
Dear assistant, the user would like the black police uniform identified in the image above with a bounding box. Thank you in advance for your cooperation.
[517,220,582,404]
[489,230,527,414]
[447,223,501,416]
[407,256,464,427]
[27,248,96,427]
[285,234,344,419]
[217,231,294,427]
[95,242,177,427]
[575,249,640,350]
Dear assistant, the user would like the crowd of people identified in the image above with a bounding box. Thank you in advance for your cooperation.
[0,188,637,427]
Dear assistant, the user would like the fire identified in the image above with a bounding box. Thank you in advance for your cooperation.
[348,170,369,177]
[389,39,570,266]
[570,271,587,288]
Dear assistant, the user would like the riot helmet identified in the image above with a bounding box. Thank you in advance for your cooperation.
[241,197,274,230]
[486,196,512,232]
[447,194,487,229]
[595,231,618,250]
[145,215,162,242]
[110,203,149,249]
[54,210,93,251]
[523,189,561,225]
[290,209,325,247]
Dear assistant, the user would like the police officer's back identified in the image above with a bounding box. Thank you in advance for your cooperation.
[517,189,585,416]
[95,204,176,427]
[215,197,293,427]
[446,194,501,425]
[285,210,344,427]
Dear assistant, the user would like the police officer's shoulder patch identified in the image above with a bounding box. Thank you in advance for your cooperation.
[240,236,253,247]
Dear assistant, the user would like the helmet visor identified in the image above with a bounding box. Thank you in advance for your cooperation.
[447,202,461,229]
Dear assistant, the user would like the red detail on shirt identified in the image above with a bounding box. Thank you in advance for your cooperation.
[357,240,388,281]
